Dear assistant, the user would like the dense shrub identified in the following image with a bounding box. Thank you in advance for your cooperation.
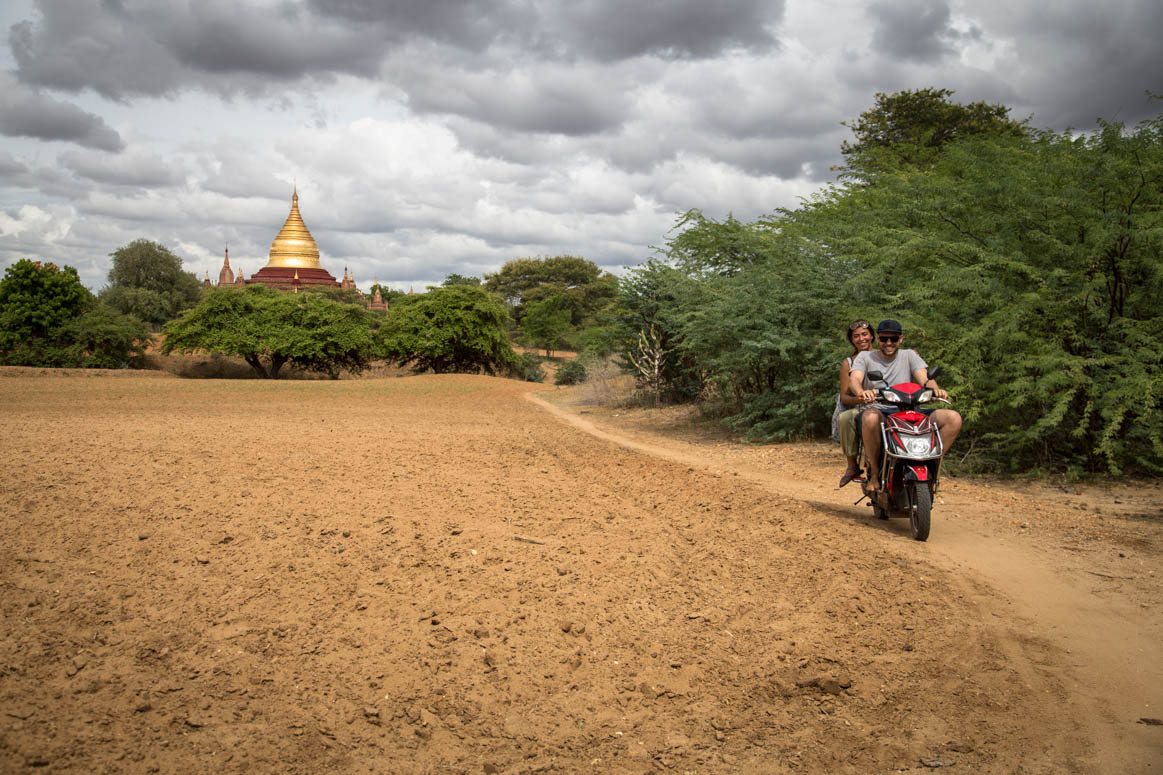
[625,98,1163,474]
[515,352,546,382]
[0,259,148,368]
[554,359,588,385]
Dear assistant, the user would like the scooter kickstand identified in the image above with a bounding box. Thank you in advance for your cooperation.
[853,494,869,506]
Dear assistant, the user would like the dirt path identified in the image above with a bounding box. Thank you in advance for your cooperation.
[529,390,1163,773]
[1,370,1159,773]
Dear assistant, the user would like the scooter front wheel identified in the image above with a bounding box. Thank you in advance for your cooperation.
[908,483,931,541]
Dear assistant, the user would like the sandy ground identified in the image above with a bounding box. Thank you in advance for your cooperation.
[1,370,1160,774]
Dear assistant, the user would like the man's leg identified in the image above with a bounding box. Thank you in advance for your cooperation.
[860,407,885,487]
[931,409,962,455]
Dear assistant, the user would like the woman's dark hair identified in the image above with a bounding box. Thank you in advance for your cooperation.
[846,319,871,358]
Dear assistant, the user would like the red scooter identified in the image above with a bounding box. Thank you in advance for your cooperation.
[857,369,951,541]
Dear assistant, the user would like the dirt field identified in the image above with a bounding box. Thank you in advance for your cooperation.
[1,370,1160,774]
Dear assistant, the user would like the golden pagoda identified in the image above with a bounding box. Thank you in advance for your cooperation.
[246,189,340,291]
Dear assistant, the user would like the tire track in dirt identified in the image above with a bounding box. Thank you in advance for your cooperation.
[527,391,1163,774]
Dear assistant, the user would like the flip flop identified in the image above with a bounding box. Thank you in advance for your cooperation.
[838,471,863,488]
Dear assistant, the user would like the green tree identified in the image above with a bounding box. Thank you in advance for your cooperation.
[483,255,617,326]
[100,239,202,327]
[60,305,150,368]
[840,87,1028,176]
[304,285,369,307]
[629,209,848,433]
[617,258,704,402]
[442,273,481,287]
[795,110,1163,473]
[0,259,147,367]
[521,295,572,357]
[162,286,378,379]
[379,285,518,375]
[664,209,779,277]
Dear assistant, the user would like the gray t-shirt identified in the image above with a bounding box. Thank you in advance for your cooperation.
[851,349,928,391]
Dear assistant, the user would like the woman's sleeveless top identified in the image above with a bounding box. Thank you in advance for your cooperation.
[831,356,851,442]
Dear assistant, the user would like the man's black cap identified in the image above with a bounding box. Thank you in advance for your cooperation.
[876,319,903,335]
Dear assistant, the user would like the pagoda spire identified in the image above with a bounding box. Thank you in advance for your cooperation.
[217,246,234,286]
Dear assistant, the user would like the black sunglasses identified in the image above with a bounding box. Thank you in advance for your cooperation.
[878,335,900,343]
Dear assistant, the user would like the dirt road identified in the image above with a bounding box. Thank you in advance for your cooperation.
[1,371,1160,773]
[531,387,1163,773]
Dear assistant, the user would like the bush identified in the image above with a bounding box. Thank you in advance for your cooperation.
[60,305,149,368]
[0,259,148,368]
[554,359,588,385]
[514,352,545,382]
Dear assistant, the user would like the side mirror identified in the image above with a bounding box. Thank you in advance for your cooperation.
[867,370,883,382]
[928,366,943,380]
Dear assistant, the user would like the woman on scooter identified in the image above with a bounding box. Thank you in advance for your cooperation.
[834,319,873,487]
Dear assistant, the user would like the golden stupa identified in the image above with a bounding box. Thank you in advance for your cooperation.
[267,190,321,269]
[246,189,340,291]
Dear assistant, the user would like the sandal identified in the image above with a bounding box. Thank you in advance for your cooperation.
[838,469,864,488]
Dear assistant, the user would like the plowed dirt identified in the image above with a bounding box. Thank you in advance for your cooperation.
[1,370,1160,774]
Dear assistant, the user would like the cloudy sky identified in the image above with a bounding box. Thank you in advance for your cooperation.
[0,0,1159,292]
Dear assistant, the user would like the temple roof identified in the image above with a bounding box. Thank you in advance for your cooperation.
[266,190,321,269]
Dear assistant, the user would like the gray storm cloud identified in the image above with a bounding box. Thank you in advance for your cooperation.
[867,0,956,63]
[3,0,1162,292]
[0,73,124,151]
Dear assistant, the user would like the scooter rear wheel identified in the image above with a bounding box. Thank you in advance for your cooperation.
[908,483,931,541]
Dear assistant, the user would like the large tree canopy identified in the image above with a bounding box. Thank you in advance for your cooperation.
[840,87,1029,175]
[379,285,517,375]
[483,255,617,326]
[162,285,379,379]
[621,92,1163,475]
[99,239,203,327]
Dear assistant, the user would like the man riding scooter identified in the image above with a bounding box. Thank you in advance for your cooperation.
[849,320,962,494]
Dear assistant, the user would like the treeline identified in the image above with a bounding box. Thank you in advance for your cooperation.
[4,89,1159,475]
[0,233,618,381]
[614,89,1162,476]
[0,240,206,368]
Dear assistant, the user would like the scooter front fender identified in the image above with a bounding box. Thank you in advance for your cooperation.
[904,465,929,482]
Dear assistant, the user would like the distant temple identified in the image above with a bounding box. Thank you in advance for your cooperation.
[368,277,388,312]
[245,190,340,291]
[207,190,387,309]
[204,247,247,288]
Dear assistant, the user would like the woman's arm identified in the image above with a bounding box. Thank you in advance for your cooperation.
[839,358,861,406]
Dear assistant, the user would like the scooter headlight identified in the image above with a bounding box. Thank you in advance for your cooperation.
[904,436,933,455]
